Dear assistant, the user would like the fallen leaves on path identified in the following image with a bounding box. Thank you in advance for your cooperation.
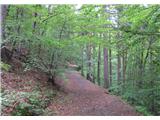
[47,70,140,116]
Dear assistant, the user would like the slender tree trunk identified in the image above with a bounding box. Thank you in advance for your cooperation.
[16,8,21,34]
[116,7,122,86]
[109,48,112,87]
[149,51,155,113]
[1,5,8,39]
[93,45,96,83]
[148,36,155,113]
[97,44,101,86]
[103,47,109,88]
[137,49,144,88]
[1,5,8,24]
[86,43,93,82]
[108,32,112,87]
[81,46,84,76]
[122,51,127,83]
[117,53,121,85]
[32,12,37,32]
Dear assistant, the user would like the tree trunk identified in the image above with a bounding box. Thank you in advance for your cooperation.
[103,47,109,88]
[16,8,21,34]
[108,32,112,87]
[122,51,127,83]
[1,5,8,39]
[86,43,93,82]
[149,51,155,113]
[32,12,37,32]
[117,52,121,85]
[97,44,101,86]
[109,48,112,87]
[81,46,84,76]
[1,5,8,23]
[92,45,96,83]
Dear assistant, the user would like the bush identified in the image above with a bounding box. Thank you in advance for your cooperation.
[135,106,152,116]
[0,62,11,71]
[12,91,55,115]
[1,89,56,116]
[12,102,44,116]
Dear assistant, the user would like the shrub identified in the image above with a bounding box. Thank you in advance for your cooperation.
[0,62,11,71]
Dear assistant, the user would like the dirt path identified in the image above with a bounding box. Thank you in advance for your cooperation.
[48,70,139,116]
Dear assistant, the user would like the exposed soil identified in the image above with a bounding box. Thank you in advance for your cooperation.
[1,69,59,116]
[1,57,140,116]
[47,70,140,116]
[1,70,48,93]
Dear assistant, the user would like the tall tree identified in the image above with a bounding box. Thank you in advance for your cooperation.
[108,31,112,87]
[103,46,109,88]
[97,44,101,86]
[1,5,9,39]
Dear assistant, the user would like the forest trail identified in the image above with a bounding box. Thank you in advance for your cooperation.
[48,69,139,116]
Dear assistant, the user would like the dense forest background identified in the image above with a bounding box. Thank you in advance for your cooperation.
[1,5,160,115]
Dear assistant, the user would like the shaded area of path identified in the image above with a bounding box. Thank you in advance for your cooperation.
[48,70,139,116]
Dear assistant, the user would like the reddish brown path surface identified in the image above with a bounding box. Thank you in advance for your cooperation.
[48,70,140,116]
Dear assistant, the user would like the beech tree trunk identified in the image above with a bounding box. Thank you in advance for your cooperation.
[122,51,127,83]
[117,53,121,84]
[109,49,112,87]
[97,44,101,86]
[108,32,112,87]
[81,46,84,76]
[86,43,93,82]
[1,5,8,39]
[103,47,109,88]
[92,45,96,83]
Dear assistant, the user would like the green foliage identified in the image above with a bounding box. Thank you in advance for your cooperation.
[12,95,44,116]
[135,106,152,116]
[1,86,56,116]
[0,62,11,71]
[2,4,160,115]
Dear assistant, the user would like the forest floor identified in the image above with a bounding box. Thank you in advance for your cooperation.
[46,69,140,116]
[1,58,140,115]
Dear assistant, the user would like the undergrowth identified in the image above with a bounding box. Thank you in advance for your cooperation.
[1,81,58,116]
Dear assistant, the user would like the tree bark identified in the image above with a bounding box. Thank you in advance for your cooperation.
[81,46,84,76]
[122,51,127,83]
[109,48,112,87]
[103,47,109,88]
[86,43,93,82]
[32,12,37,32]
[92,45,96,83]
[97,44,101,86]
[1,5,8,39]
[108,32,112,87]
[117,53,121,85]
